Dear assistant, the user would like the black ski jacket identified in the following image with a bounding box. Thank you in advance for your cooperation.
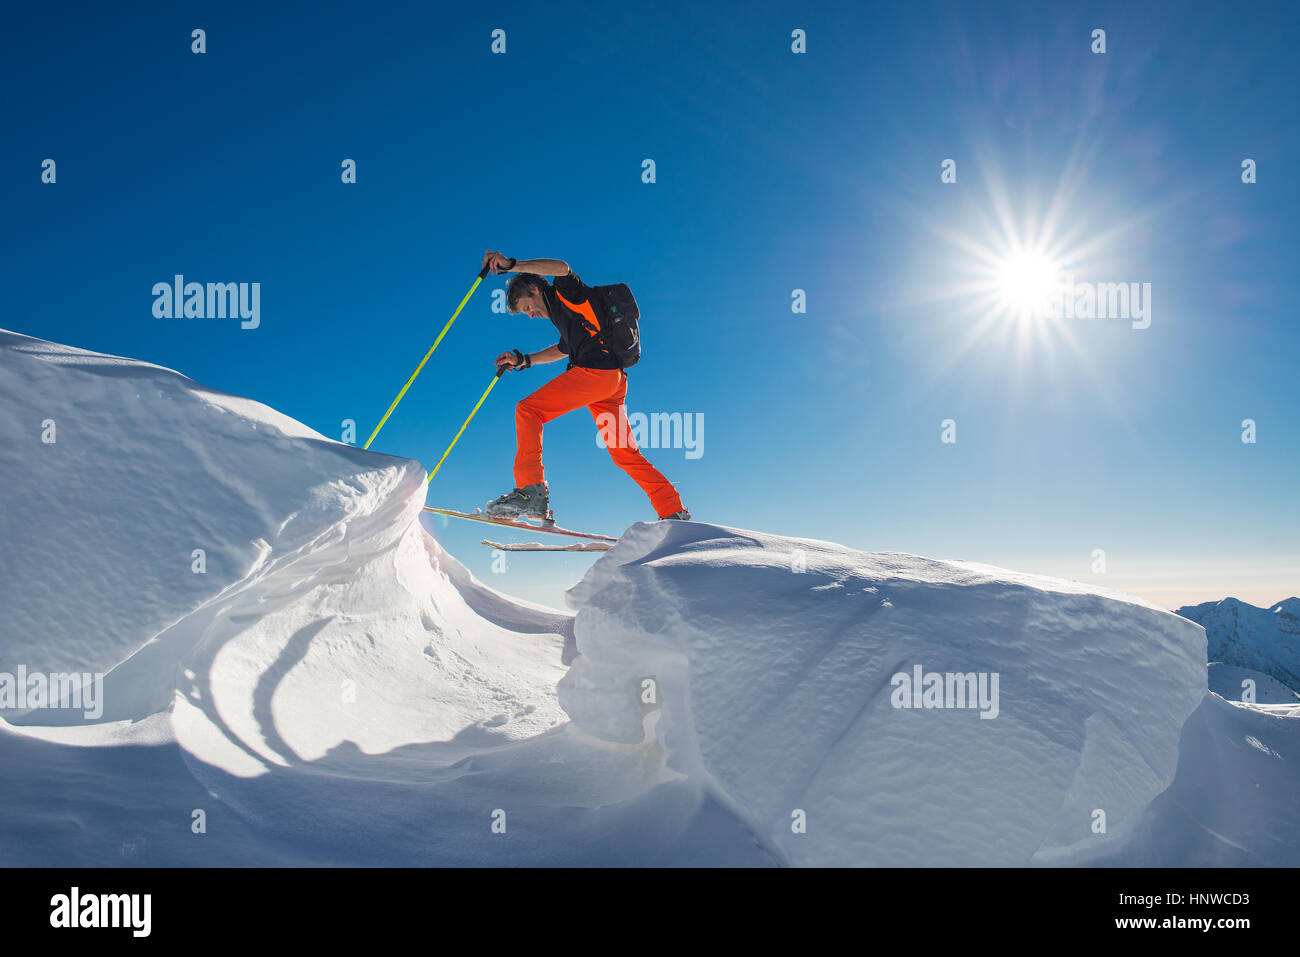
[542,270,622,371]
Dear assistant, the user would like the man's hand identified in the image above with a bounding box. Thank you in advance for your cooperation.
[495,349,528,373]
[483,250,515,275]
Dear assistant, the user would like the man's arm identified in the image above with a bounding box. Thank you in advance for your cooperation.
[495,343,566,372]
[528,343,566,365]
[483,250,569,277]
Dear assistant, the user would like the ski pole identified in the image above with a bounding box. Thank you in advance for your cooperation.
[425,366,508,485]
[363,263,491,450]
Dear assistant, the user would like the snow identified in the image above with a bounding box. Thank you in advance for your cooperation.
[1207,662,1299,705]
[1074,693,1300,866]
[560,523,1208,865]
[1,327,1297,866]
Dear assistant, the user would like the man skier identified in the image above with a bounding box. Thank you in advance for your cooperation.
[480,250,690,523]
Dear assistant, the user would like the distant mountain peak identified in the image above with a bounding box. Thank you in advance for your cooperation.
[1270,597,1300,618]
[1176,595,1300,694]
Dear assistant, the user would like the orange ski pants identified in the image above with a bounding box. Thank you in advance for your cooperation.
[514,367,684,519]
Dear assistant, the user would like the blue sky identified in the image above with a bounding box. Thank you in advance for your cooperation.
[4,0,1297,608]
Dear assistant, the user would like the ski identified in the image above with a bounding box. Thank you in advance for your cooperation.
[481,539,611,552]
[422,506,619,542]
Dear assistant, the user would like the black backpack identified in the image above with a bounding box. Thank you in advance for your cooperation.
[590,283,641,368]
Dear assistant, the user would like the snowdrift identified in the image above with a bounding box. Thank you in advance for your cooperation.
[1,328,1295,866]
[0,331,567,768]
[1080,691,1300,866]
[561,523,1208,865]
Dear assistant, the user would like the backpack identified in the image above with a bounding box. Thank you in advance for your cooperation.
[589,283,641,368]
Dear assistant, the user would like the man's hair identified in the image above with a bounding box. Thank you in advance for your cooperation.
[506,273,549,313]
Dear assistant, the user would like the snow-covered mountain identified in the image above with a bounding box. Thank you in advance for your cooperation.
[1178,597,1300,694]
[1,329,1296,866]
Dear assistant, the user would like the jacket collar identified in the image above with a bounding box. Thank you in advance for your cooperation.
[542,283,565,321]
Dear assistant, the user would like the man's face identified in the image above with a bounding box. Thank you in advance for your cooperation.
[512,289,549,319]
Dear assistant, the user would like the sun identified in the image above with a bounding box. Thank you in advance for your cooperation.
[993,249,1062,320]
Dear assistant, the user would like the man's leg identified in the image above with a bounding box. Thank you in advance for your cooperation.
[588,372,685,519]
[515,368,625,487]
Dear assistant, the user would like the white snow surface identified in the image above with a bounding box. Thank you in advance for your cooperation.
[1207,662,1299,705]
[562,524,1209,865]
[1,329,1296,866]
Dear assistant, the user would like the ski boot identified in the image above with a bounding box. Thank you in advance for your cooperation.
[660,508,691,521]
[485,482,550,521]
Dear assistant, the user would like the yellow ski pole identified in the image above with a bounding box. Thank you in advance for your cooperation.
[425,367,508,485]
[363,263,491,450]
